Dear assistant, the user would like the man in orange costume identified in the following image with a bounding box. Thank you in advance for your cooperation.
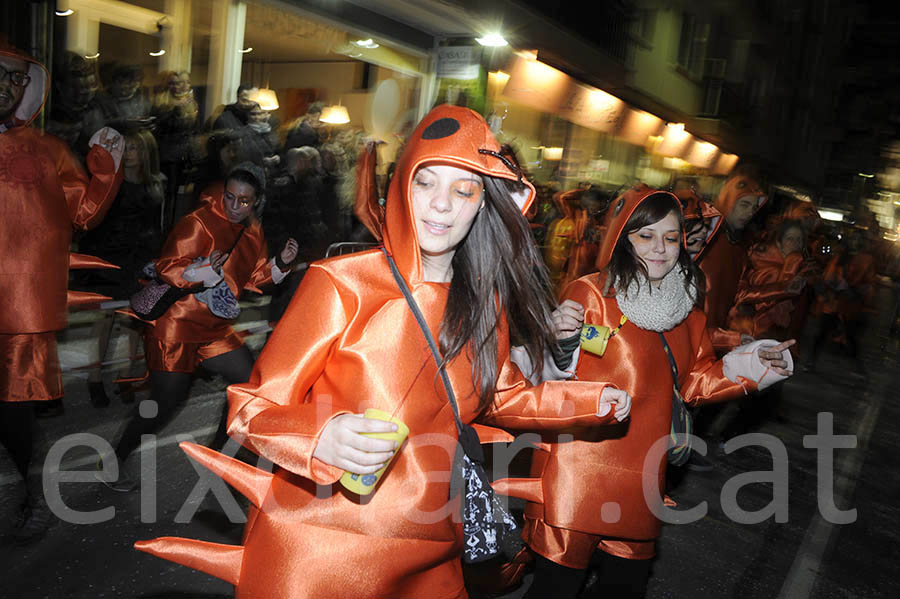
[0,44,122,539]
[698,171,768,352]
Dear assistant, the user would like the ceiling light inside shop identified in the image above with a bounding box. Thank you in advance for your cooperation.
[353,39,379,49]
[149,50,166,57]
[542,147,563,161]
[55,9,74,16]
[240,47,253,54]
[858,172,875,178]
[249,88,279,111]
[476,33,508,47]
[320,104,350,124]
[84,52,100,59]
[818,209,845,222]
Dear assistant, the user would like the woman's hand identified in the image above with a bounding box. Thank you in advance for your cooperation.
[599,387,632,422]
[209,250,229,275]
[281,238,299,265]
[312,414,398,473]
[758,339,796,376]
[551,300,585,339]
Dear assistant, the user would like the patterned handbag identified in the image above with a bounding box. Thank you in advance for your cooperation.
[130,227,245,321]
[383,249,517,563]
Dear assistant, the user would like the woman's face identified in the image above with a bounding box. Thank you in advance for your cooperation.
[627,210,682,282]
[224,179,257,223]
[411,165,484,261]
[778,226,804,256]
[124,140,139,168]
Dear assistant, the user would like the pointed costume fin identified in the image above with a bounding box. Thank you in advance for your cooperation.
[134,537,243,585]
[179,442,274,509]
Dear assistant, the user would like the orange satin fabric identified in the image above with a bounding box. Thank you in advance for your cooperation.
[521,519,655,569]
[144,332,245,373]
[0,126,121,335]
[520,274,750,566]
[727,244,810,338]
[1,45,121,403]
[137,105,616,598]
[0,332,62,402]
[698,175,767,351]
[353,141,384,241]
[144,183,272,348]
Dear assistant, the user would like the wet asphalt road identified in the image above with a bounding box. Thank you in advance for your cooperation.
[2,292,898,598]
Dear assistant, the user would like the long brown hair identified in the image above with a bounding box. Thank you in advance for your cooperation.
[439,176,557,411]
[605,192,704,304]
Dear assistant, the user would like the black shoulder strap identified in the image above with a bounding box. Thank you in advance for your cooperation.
[381,248,464,434]
[657,332,680,391]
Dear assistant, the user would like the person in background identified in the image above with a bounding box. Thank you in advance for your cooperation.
[212,83,255,131]
[79,129,166,408]
[808,226,878,377]
[284,100,325,149]
[45,51,100,160]
[698,168,769,353]
[0,43,123,541]
[100,164,296,491]
[84,62,152,136]
[152,70,200,225]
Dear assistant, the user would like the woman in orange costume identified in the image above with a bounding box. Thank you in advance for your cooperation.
[103,163,297,489]
[507,185,794,597]
[0,44,122,539]
[134,105,631,598]
[728,219,811,340]
[698,173,768,352]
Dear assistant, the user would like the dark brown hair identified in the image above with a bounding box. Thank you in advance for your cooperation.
[439,176,557,412]
[604,192,704,305]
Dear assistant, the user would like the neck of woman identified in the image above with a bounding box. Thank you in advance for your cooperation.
[421,252,454,283]
[124,166,141,184]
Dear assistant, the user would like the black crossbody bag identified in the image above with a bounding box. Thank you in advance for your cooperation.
[382,248,517,563]
[658,332,693,465]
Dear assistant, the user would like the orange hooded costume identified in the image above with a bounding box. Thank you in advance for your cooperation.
[675,187,722,261]
[142,181,281,371]
[135,105,622,598]
[727,243,811,339]
[0,44,122,402]
[698,174,767,351]
[503,186,789,572]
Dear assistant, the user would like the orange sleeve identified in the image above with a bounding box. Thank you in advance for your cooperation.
[226,265,351,484]
[154,214,212,289]
[682,313,756,406]
[58,142,123,232]
[245,234,274,292]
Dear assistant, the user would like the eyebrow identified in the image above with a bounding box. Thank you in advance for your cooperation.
[418,167,482,183]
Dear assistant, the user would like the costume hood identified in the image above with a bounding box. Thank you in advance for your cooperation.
[675,187,722,261]
[595,184,684,271]
[0,44,49,127]
[783,198,819,230]
[714,174,767,221]
[382,104,536,285]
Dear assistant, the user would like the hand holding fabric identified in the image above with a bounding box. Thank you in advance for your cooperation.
[312,413,398,474]
[209,250,229,275]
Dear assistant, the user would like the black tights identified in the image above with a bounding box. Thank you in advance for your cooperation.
[524,551,652,599]
[114,345,254,462]
[0,401,36,480]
